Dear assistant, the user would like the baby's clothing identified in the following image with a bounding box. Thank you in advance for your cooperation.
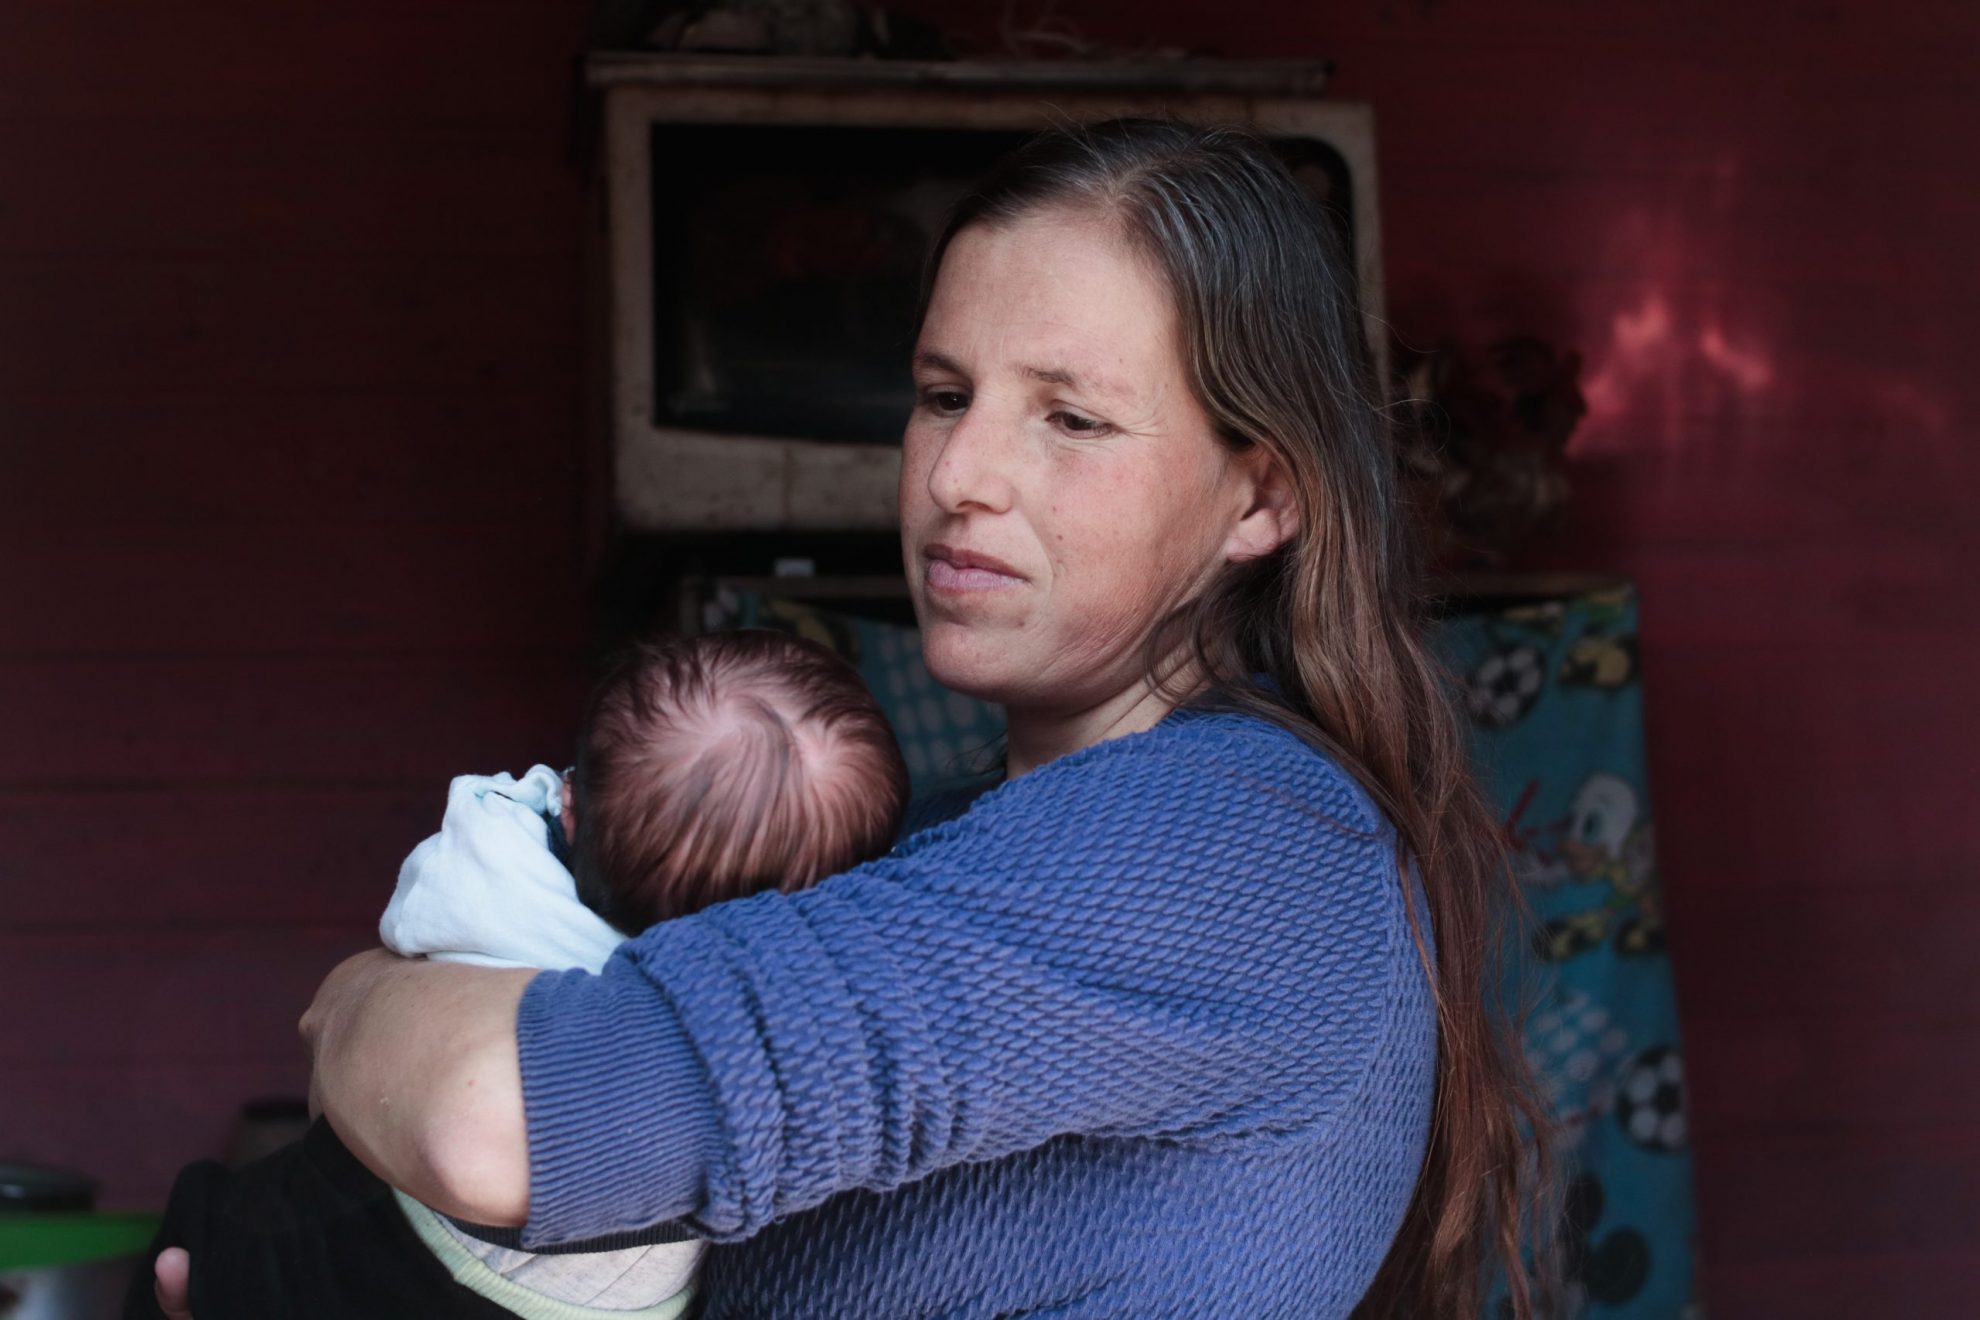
[128,1115,543,1320]
[126,1118,697,1320]
[394,1192,698,1317]
[380,764,622,972]
[379,765,703,1315]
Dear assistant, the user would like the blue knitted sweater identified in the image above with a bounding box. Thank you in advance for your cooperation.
[516,705,1437,1318]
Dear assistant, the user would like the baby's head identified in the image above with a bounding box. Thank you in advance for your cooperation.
[566,630,909,934]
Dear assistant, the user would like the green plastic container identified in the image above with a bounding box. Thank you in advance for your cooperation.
[0,1212,160,1272]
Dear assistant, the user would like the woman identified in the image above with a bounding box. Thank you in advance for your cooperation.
[217,120,1545,1317]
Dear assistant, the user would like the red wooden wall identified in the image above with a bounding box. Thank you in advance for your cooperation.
[0,0,590,1211]
[5,2,1978,1315]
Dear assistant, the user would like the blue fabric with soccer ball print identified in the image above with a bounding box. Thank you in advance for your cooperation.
[1436,580,1699,1319]
[717,582,1698,1316]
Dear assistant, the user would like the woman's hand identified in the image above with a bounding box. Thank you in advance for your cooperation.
[301,949,538,1225]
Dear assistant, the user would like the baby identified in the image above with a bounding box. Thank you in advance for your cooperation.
[132,629,908,1320]
[379,627,910,1315]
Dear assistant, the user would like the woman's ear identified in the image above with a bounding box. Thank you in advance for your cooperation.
[1224,446,1299,563]
[560,772,577,845]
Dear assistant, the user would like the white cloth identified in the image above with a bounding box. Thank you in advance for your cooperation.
[380,765,625,973]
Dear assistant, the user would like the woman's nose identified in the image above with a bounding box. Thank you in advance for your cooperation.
[925,402,1018,516]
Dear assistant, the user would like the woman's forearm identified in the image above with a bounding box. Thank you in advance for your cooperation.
[301,949,539,1225]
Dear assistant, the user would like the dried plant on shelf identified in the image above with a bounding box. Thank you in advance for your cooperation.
[1395,335,1587,573]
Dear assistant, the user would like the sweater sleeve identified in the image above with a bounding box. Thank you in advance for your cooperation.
[514,716,1414,1247]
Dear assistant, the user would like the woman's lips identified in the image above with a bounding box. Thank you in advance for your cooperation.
[924,544,1025,594]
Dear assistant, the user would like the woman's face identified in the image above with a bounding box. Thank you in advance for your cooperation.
[900,207,1281,712]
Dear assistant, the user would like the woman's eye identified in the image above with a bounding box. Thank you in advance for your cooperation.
[921,389,969,415]
[1050,409,1111,437]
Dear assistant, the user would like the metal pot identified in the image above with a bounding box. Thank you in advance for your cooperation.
[0,1167,157,1320]
[0,1254,140,1320]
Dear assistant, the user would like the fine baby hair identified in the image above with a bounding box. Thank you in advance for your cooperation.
[567,629,910,934]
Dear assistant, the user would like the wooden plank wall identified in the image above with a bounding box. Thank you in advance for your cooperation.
[892,1,1980,1313]
[0,1,589,1205]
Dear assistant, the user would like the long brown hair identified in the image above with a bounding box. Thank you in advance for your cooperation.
[926,119,1556,1316]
